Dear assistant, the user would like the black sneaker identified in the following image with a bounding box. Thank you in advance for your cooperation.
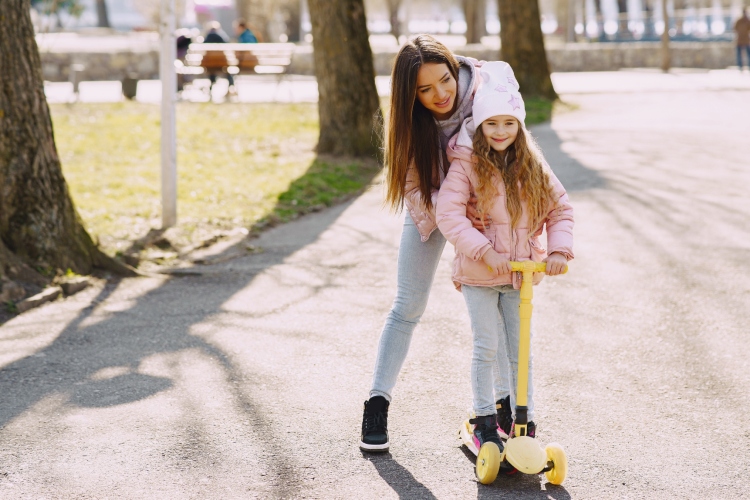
[495,396,513,438]
[360,396,389,452]
[510,420,536,438]
[470,414,504,452]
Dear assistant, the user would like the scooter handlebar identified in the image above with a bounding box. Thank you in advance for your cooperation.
[508,261,568,274]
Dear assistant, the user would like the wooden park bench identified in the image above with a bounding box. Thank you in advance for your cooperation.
[179,42,296,99]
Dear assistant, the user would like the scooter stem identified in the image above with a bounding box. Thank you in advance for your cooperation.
[509,261,567,435]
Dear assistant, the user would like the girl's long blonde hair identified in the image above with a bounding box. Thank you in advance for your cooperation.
[471,124,555,232]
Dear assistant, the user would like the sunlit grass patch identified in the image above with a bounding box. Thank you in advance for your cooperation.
[51,101,379,261]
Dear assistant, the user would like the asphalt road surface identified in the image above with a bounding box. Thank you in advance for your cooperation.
[2,73,749,499]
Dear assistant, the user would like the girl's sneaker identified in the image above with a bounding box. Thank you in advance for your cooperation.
[469,415,505,452]
[360,396,389,452]
[495,396,513,438]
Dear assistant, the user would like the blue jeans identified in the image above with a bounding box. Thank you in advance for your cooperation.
[370,213,510,402]
[738,45,750,69]
[462,284,534,420]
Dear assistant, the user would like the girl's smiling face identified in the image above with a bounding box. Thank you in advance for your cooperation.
[481,115,519,152]
[415,63,457,120]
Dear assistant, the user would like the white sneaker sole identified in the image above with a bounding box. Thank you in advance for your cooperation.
[359,440,389,452]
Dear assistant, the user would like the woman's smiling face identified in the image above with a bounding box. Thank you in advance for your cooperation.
[415,63,457,120]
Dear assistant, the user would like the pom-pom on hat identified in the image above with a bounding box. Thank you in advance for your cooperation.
[472,61,526,128]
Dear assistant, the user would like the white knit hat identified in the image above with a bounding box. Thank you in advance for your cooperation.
[472,61,526,128]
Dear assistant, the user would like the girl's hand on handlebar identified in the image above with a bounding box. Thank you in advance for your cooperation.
[467,196,491,231]
[543,252,568,276]
[482,249,511,275]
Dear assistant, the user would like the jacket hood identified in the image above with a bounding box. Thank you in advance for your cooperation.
[435,56,481,155]
[447,116,477,164]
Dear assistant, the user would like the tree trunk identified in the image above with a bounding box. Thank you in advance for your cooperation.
[96,0,110,28]
[463,0,486,44]
[0,1,122,282]
[497,0,557,100]
[386,0,403,40]
[557,0,577,42]
[594,0,604,39]
[282,0,301,42]
[660,0,671,71]
[307,0,382,157]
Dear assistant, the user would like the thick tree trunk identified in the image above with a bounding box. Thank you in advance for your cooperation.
[497,0,557,100]
[463,0,486,44]
[0,1,124,282]
[307,0,382,157]
[96,0,111,28]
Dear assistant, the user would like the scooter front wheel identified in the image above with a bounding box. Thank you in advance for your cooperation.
[475,442,501,485]
[544,443,568,485]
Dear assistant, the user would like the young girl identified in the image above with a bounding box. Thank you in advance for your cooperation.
[436,61,574,451]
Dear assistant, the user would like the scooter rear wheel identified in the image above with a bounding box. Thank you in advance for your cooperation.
[544,443,567,485]
[475,442,501,485]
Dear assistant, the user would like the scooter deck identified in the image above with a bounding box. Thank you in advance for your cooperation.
[459,417,480,456]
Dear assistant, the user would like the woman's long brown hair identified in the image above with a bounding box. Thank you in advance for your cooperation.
[471,124,555,233]
[384,35,459,212]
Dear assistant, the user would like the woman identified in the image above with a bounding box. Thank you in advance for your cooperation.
[360,35,512,452]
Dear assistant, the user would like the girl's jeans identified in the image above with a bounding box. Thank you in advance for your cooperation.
[462,284,534,420]
[370,213,510,403]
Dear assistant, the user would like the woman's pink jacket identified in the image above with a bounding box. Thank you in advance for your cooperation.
[403,58,483,242]
[435,119,575,291]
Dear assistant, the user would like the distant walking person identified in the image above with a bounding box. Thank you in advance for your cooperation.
[235,19,259,43]
[735,9,750,71]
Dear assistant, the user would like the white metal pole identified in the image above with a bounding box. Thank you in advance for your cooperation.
[160,0,177,228]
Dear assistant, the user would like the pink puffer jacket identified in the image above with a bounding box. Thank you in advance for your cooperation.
[436,119,574,291]
[404,57,483,242]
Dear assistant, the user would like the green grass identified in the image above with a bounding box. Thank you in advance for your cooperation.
[524,96,555,125]
[50,101,380,259]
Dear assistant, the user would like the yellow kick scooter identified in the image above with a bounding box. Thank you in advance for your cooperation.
[458,261,568,485]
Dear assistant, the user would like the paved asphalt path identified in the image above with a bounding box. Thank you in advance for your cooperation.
[2,74,749,499]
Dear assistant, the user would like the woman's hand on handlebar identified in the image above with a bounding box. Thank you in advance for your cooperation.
[467,196,491,231]
[543,252,568,276]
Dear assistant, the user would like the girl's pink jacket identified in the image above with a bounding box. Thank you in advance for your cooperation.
[436,119,575,291]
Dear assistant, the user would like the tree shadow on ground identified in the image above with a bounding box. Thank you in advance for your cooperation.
[531,122,607,193]
[0,182,357,496]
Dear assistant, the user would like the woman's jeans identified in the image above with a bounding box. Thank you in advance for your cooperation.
[462,284,534,420]
[370,213,509,403]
